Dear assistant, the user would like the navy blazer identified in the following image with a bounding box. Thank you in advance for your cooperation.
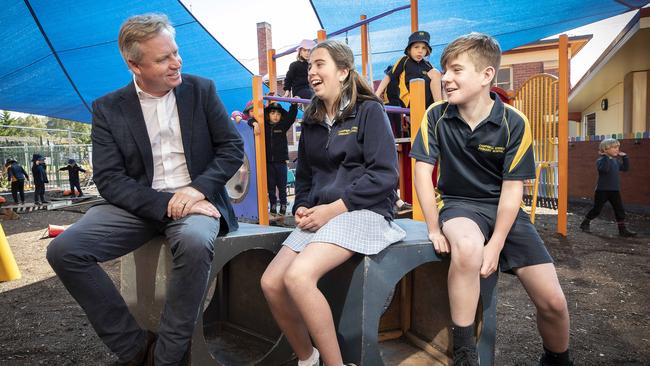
[91,74,244,233]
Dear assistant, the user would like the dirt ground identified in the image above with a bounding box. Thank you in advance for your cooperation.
[0,201,648,365]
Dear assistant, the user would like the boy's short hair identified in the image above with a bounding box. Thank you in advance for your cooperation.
[599,138,620,152]
[440,32,501,84]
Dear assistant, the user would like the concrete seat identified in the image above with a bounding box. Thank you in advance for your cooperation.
[120,219,497,365]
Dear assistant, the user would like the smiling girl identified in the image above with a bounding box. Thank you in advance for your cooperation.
[260,40,405,366]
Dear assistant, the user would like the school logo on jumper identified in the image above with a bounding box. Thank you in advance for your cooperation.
[478,144,505,153]
[337,126,358,136]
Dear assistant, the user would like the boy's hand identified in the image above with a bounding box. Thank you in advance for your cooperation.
[480,241,502,278]
[618,151,626,157]
[428,230,449,254]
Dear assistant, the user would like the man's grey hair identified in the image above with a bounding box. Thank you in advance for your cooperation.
[118,13,176,64]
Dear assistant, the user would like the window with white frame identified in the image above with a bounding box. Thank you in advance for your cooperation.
[585,113,596,136]
[496,67,512,90]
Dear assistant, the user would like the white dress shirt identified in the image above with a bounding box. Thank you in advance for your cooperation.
[134,78,192,192]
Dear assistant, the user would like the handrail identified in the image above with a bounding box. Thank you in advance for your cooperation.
[263,95,410,114]
[272,4,410,60]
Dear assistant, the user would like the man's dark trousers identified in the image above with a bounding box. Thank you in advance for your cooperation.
[47,204,220,365]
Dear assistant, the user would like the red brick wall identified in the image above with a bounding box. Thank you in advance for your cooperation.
[569,139,650,208]
[544,68,559,77]
[513,62,544,91]
[257,22,272,76]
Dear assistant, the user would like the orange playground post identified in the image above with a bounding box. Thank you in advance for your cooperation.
[557,34,569,236]
[409,78,425,221]
[267,49,277,95]
[360,14,369,78]
[317,29,327,42]
[252,76,269,225]
[410,0,419,32]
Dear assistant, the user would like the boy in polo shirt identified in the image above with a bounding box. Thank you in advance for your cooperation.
[411,33,572,366]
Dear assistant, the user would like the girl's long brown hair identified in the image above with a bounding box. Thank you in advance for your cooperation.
[303,40,381,124]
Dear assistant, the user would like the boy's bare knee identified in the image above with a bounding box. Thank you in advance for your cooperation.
[450,236,483,270]
[538,292,568,318]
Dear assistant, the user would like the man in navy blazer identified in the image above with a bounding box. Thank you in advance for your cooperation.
[47,14,243,366]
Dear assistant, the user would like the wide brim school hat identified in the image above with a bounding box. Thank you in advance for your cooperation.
[297,39,316,51]
[265,102,287,119]
[404,30,432,55]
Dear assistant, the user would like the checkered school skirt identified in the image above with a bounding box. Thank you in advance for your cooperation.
[283,209,406,255]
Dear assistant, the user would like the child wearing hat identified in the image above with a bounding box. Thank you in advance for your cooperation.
[59,159,87,197]
[283,39,317,100]
[249,102,298,215]
[375,30,442,137]
[31,154,49,205]
[5,158,29,204]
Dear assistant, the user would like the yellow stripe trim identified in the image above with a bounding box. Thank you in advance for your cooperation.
[419,100,447,156]
[505,104,533,173]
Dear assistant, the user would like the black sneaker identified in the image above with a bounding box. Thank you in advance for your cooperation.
[539,353,574,366]
[619,227,637,237]
[453,345,479,366]
[269,206,277,216]
[279,205,287,216]
[579,219,590,233]
[35,201,41,205]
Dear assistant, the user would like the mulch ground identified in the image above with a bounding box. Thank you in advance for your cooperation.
[0,202,648,365]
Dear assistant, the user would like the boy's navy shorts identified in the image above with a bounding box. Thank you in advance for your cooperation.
[438,199,553,274]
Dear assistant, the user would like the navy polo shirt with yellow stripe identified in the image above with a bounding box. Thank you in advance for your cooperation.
[410,92,535,207]
[386,56,434,108]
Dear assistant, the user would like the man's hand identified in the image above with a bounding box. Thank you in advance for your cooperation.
[187,200,221,219]
[168,186,205,220]
[480,240,502,278]
[428,230,450,254]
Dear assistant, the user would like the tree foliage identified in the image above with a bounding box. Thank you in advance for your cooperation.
[0,111,91,144]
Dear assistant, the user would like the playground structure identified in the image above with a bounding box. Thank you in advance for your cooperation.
[215,1,571,364]
[240,1,570,234]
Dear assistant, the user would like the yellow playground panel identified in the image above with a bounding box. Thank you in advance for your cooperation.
[513,74,559,224]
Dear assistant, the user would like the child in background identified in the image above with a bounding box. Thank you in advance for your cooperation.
[249,102,298,216]
[283,39,316,100]
[6,158,29,204]
[31,154,49,205]
[375,30,442,138]
[59,159,87,197]
[580,138,636,237]
[411,33,572,366]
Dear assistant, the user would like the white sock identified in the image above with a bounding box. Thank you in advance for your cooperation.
[297,347,320,366]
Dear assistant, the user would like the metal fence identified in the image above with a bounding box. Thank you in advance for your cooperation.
[1,144,92,190]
